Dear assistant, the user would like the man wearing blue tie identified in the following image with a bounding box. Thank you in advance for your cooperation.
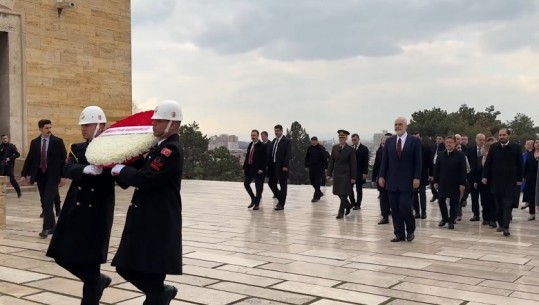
[378,117,422,242]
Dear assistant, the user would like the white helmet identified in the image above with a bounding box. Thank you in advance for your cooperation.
[151,100,183,121]
[79,106,107,125]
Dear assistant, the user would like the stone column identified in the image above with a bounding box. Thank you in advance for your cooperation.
[0,176,7,229]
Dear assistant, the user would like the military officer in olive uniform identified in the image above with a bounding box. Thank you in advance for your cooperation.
[111,100,184,305]
[327,130,357,219]
[46,106,115,305]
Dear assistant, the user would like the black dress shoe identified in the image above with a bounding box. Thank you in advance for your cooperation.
[253,205,259,210]
[406,233,415,242]
[38,230,49,238]
[489,221,497,228]
[248,202,255,208]
[470,216,480,221]
[421,212,427,219]
[438,220,447,227]
[311,198,319,203]
[378,218,389,225]
[96,274,112,301]
[163,285,178,304]
[391,237,405,242]
[503,229,510,236]
[353,206,360,210]
[274,205,284,211]
[482,220,489,225]
[448,223,455,230]
[345,205,352,215]
[39,213,43,218]
[336,213,344,219]
[414,213,420,219]
[17,193,22,198]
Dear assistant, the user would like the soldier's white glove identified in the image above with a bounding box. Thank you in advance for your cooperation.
[83,165,103,176]
[111,164,126,176]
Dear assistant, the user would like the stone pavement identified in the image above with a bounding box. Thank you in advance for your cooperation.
[1,180,539,305]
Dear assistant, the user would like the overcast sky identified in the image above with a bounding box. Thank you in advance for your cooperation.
[131,0,539,142]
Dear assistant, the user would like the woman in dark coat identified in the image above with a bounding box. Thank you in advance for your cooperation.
[523,139,539,220]
[46,106,116,305]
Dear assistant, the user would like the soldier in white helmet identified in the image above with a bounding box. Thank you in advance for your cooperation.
[46,105,116,305]
[111,100,184,304]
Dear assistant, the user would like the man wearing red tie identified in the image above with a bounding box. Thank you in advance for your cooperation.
[378,117,422,242]
[243,130,267,210]
[21,119,67,238]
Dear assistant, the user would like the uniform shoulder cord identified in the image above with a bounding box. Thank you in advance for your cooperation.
[66,143,79,164]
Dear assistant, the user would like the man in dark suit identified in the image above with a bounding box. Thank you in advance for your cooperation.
[327,130,357,219]
[411,132,433,219]
[372,135,391,224]
[305,136,327,202]
[467,133,485,221]
[434,135,467,229]
[379,117,422,242]
[243,130,267,210]
[268,124,291,211]
[430,136,445,202]
[21,119,67,238]
[482,127,523,236]
[349,134,369,210]
[0,134,22,197]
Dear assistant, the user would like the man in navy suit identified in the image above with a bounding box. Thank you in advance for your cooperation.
[378,117,422,242]
[243,130,267,210]
[268,124,291,211]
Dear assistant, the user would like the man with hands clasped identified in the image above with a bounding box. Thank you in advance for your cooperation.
[46,106,116,305]
[110,100,184,305]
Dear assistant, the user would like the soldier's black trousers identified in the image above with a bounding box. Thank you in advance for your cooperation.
[56,260,100,305]
[116,267,165,298]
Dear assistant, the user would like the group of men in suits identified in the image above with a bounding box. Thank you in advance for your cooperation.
[243,124,291,211]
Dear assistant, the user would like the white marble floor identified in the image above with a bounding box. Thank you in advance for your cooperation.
[1,180,539,305]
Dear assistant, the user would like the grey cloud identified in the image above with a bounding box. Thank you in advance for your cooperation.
[479,16,539,53]
[152,0,538,60]
[132,0,178,25]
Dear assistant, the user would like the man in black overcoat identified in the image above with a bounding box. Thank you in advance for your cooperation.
[482,128,523,236]
[0,134,22,197]
[243,129,267,210]
[305,136,327,202]
[47,106,116,305]
[372,135,390,224]
[111,100,184,304]
[434,135,467,229]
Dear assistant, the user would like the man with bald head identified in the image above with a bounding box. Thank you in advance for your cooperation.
[468,133,486,222]
[379,117,422,242]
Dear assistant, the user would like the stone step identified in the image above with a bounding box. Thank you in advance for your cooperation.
[6,185,37,193]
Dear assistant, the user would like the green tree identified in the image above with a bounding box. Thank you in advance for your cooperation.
[202,146,243,181]
[506,113,539,145]
[286,121,310,184]
[179,121,209,179]
[408,104,503,144]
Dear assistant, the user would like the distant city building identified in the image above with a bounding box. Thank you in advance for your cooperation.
[208,134,239,150]
[373,130,389,147]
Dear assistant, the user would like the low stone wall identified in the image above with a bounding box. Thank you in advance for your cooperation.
[0,176,7,229]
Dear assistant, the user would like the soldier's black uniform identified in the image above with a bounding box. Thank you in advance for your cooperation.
[112,133,183,304]
[46,142,117,305]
